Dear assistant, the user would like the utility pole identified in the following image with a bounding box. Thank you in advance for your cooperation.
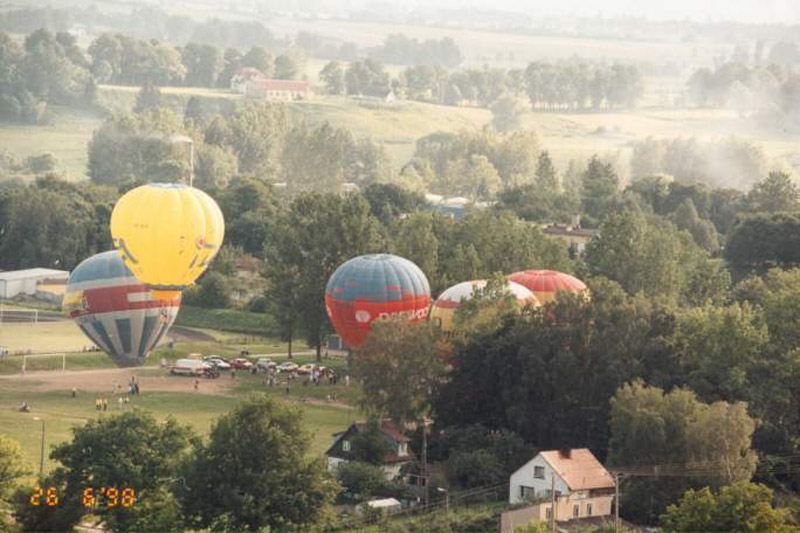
[550,473,556,533]
[33,417,45,475]
[422,421,429,509]
[614,472,620,533]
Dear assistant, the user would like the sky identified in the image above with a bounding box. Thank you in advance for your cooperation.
[415,0,800,24]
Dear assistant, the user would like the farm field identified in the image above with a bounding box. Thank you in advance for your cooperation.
[264,16,728,68]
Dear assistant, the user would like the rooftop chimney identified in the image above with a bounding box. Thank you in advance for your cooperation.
[559,448,572,459]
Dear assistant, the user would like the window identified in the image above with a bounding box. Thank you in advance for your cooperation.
[545,506,552,520]
[520,486,535,500]
[398,443,407,457]
[534,466,545,479]
[342,440,351,452]
[587,503,593,516]
[573,504,580,518]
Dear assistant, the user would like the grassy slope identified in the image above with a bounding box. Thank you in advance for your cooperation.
[0,363,360,477]
[1,84,794,182]
[0,106,101,180]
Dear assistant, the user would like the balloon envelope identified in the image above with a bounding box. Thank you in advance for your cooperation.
[429,279,538,336]
[507,270,588,304]
[110,183,224,297]
[63,251,181,367]
[325,254,431,348]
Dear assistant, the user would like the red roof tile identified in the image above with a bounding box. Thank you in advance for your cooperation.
[540,449,615,491]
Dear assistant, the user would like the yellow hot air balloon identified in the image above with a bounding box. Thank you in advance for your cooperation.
[110,183,224,299]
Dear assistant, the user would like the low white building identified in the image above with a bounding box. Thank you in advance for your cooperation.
[0,268,69,299]
[507,449,615,523]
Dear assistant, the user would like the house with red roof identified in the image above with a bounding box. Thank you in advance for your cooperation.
[506,448,616,526]
[230,67,312,100]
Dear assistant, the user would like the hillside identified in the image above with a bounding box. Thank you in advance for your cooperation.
[0,86,796,182]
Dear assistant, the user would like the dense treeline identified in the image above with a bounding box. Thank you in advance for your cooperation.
[0,30,92,123]
[686,61,800,127]
[320,57,645,110]
[0,6,281,51]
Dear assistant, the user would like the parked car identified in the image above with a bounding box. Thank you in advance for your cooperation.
[170,359,212,376]
[230,358,253,370]
[256,358,276,371]
[204,355,231,370]
[297,363,318,375]
[276,361,299,373]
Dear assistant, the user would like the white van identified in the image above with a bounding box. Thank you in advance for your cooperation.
[170,358,211,376]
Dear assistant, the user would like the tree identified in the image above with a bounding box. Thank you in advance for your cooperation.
[217,48,242,88]
[673,303,767,403]
[181,42,222,87]
[16,410,194,532]
[607,381,757,523]
[274,53,299,80]
[280,121,356,193]
[179,395,338,530]
[350,418,393,465]
[355,320,444,425]
[725,212,800,275]
[88,109,187,186]
[320,61,345,95]
[435,278,675,456]
[440,154,501,200]
[661,482,788,531]
[193,143,237,190]
[671,198,719,254]
[241,46,273,77]
[747,171,799,213]
[581,156,619,224]
[186,271,231,308]
[227,101,290,175]
[362,182,425,226]
[0,178,116,270]
[490,93,528,133]
[336,461,395,502]
[586,209,729,304]
[264,192,383,357]
[345,59,390,97]
[134,79,161,113]
[534,151,559,192]
[0,435,27,509]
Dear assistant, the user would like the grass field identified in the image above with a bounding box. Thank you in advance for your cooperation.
[175,305,277,335]
[0,106,101,180]
[0,377,359,478]
[0,320,91,354]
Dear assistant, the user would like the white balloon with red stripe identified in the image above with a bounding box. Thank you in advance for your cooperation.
[63,251,181,367]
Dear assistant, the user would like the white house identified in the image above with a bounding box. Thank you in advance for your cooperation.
[507,449,615,523]
[0,268,69,299]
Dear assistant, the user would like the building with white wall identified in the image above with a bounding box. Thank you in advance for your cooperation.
[0,269,69,299]
[507,448,615,524]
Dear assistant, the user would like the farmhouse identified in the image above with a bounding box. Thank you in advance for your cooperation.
[0,268,69,299]
[326,420,413,480]
[505,448,615,529]
[542,215,598,256]
[230,68,312,100]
